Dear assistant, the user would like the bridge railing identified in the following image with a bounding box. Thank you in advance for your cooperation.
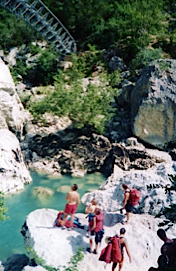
[0,0,76,55]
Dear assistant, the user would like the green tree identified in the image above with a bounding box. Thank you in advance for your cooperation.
[0,7,40,50]
[28,52,117,134]
[28,48,59,86]
[43,0,167,60]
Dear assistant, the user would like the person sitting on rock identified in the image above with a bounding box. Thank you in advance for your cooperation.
[87,207,104,254]
[62,184,80,230]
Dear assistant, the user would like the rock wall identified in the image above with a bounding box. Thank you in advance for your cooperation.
[81,159,176,215]
[21,208,176,271]
[131,59,176,149]
[0,129,32,193]
[0,58,26,138]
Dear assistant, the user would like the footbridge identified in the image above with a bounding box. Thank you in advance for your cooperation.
[0,0,77,55]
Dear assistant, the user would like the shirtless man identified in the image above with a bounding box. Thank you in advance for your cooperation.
[62,184,80,230]
[121,183,133,224]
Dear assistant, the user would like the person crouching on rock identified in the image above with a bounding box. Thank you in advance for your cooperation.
[87,207,104,254]
[62,184,80,230]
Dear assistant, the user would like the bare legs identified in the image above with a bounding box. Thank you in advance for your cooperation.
[89,238,93,251]
[70,213,74,228]
[126,212,130,223]
[112,262,117,271]
[119,260,124,271]
[112,260,123,271]
[95,243,98,253]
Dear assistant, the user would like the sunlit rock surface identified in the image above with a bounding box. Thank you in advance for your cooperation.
[21,208,176,271]
[131,59,176,149]
[0,58,26,137]
[0,129,32,193]
[82,160,176,214]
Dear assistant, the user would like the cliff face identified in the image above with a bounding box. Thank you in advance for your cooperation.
[0,59,32,193]
[0,129,32,193]
[131,59,176,149]
[0,58,26,138]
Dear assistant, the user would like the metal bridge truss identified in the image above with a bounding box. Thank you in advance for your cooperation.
[0,0,77,55]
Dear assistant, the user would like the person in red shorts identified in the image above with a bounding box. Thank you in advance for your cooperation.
[62,184,80,230]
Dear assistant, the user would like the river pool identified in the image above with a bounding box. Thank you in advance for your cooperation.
[0,171,106,261]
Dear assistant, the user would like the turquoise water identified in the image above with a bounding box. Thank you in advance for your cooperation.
[0,171,105,261]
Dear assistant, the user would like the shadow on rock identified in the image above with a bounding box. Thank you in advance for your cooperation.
[67,233,89,254]
[104,212,124,227]
[3,254,30,271]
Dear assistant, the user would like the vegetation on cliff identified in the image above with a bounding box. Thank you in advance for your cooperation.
[0,192,8,221]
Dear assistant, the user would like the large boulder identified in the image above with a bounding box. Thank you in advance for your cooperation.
[0,58,26,138]
[0,129,32,193]
[131,59,176,149]
[21,208,176,271]
[24,132,112,177]
[81,159,176,215]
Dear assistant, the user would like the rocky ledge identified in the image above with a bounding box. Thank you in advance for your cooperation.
[19,208,176,271]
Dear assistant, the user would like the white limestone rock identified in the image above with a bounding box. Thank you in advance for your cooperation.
[0,262,4,271]
[0,58,26,136]
[23,266,47,271]
[81,161,176,214]
[22,208,176,271]
[0,129,32,193]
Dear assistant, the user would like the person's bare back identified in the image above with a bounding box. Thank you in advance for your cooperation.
[62,184,80,229]
[66,190,80,205]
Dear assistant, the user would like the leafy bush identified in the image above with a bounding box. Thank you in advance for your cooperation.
[0,192,9,221]
[108,70,122,88]
[32,48,59,86]
[27,50,118,134]
[0,7,40,50]
[131,47,163,69]
[29,74,116,134]
[10,47,59,86]
[26,247,84,271]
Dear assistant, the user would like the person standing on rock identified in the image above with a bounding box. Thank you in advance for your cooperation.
[112,228,132,271]
[121,183,133,224]
[85,198,99,237]
[87,207,104,254]
[85,198,98,214]
[62,184,80,230]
